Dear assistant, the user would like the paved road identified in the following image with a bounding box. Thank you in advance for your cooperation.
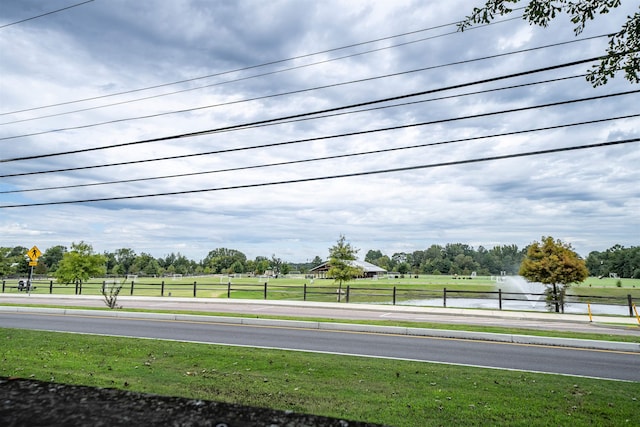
[1,310,638,381]
[1,294,639,336]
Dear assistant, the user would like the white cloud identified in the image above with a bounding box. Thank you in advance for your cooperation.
[1,0,638,262]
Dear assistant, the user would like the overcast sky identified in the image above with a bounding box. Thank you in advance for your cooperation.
[1,0,638,263]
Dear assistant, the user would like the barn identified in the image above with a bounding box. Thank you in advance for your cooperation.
[308,260,387,278]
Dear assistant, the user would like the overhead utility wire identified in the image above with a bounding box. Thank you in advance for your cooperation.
[2,138,637,209]
[1,16,538,126]
[0,74,592,182]
[0,33,605,136]
[0,0,94,29]
[0,73,585,165]
[0,13,523,116]
[2,89,636,178]
[3,90,632,176]
[1,30,599,127]
[4,113,636,194]
[209,75,583,135]
[0,54,612,163]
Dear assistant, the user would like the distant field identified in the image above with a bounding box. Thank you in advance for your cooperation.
[3,275,639,304]
[575,276,640,288]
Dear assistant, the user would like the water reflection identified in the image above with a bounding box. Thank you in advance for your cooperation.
[399,297,630,316]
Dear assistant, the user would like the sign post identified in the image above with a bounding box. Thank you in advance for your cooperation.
[25,245,42,294]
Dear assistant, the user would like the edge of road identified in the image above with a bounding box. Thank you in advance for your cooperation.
[3,293,640,323]
[1,294,639,353]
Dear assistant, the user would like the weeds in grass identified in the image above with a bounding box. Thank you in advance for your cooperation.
[1,328,638,426]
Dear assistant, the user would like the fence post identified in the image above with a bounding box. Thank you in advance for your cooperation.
[227,281,231,298]
[161,280,165,297]
[102,281,106,294]
[79,280,83,295]
[75,280,79,295]
[629,295,634,317]
[393,286,396,305]
[49,280,53,294]
[303,283,307,301]
[193,281,197,298]
[443,287,447,308]
[346,285,350,303]
[2,280,4,292]
[264,282,268,300]
[498,289,502,310]
[130,281,134,296]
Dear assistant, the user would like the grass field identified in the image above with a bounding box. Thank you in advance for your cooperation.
[6,274,640,298]
[4,275,639,312]
[1,328,638,426]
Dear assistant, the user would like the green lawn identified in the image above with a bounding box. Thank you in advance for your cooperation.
[7,275,640,302]
[2,328,638,426]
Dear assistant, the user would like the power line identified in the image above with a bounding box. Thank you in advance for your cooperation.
[3,113,636,195]
[0,34,605,137]
[1,73,586,164]
[0,17,469,115]
[222,74,584,135]
[2,16,552,127]
[0,74,589,184]
[0,0,95,29]
[0,55,610,162]
[2,89,636,178]
[2,138,636,209]
[0,14,523,116]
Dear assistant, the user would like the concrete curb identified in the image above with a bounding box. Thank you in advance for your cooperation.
[1,305,638,353]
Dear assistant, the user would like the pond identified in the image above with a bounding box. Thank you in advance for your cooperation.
[398,297,631,316]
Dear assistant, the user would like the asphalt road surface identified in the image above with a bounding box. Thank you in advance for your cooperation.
[2,294,639,335]
[1,311,638,382]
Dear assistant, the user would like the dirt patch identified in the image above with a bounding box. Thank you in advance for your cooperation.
[1,377,385,427]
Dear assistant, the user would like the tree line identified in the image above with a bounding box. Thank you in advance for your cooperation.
[1,241,638,279]
[366,243,639,278]
[365,243,527,276]
[585,245,640,279]
[0,242,322,279]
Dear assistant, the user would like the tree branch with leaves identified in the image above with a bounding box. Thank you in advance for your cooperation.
[458,0,639,86]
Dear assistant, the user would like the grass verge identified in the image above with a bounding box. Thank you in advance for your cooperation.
[1,328,638,426]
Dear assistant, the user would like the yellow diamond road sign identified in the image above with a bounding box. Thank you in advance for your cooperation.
[27,245,42,261]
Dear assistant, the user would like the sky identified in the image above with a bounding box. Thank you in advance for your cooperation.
[1,0,638,263]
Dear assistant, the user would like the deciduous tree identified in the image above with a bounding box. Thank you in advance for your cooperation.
[0,247,14,277]
[114,248,137,274]
[586,245,640,278]
[203,248,247,274]
[54,242,106,284]
[364,249,383,264]
[458,0,639,86]
[327,235,363,301]
[41,245,66,272]
[253,256,270,275]
[519,236,588,311]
